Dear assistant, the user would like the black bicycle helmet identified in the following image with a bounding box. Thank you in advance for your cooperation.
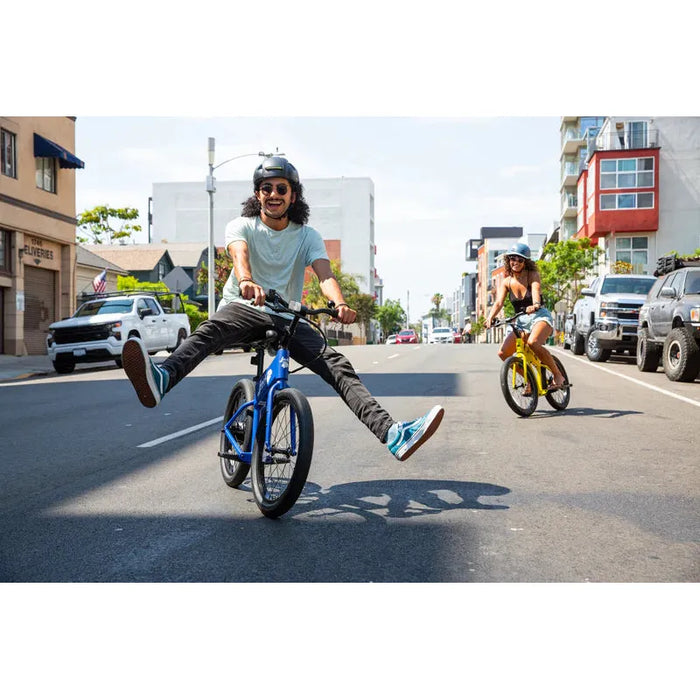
[253,156,300,188]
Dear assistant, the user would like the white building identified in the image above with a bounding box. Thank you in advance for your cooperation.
[151,176,379,298]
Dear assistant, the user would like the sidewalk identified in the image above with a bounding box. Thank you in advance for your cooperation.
[0,353,54,382]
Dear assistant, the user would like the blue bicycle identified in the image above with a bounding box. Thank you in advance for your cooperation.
[218,289,339,518]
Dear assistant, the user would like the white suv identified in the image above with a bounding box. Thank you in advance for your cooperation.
[429,326,454,344]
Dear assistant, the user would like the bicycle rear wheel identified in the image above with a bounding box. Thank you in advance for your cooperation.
[219,379,255,487]
[500,355,538,417]
[252,388,314,518]
[543,356,571,411]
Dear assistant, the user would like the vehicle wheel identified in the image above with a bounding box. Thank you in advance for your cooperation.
[500,356,538,417]
[114,357,123,369]
[636,328,660,372]
[52,356,76,374]
[169,329,187,353]
[586,328,611,362]
[543,356,571,411]
[571,330,585,355]
[252,388,314,518]
[662,327,700,382]
[219,379,255,487]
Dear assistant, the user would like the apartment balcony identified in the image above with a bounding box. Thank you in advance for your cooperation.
[561,126,586,155]
[588,128,659,155]
[561,192,577,218]
[560,160,581,187]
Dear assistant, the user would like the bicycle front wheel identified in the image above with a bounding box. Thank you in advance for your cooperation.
[500,355,538,417]
[252,388,314,518]
[219,379,255,488]
[543,356,571,411]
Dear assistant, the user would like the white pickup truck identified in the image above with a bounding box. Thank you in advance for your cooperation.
[46,292,191,374]
[570,273,656,362]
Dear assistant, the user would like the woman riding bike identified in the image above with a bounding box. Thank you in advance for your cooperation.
[485,243,567,392]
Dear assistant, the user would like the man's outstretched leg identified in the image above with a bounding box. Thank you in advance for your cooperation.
[122,337,170,408]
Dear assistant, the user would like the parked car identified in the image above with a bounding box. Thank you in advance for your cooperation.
[46,291,190,374]
[637,263,700,382]
[429,326,454,344]
[385,334,397,345]
[570,273,656,361]
[396,329,418,344]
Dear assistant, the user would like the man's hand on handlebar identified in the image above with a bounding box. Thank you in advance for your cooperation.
[335,304,356,324]
[240,280,265,306]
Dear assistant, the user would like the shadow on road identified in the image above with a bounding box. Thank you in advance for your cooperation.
[237,478,510,521]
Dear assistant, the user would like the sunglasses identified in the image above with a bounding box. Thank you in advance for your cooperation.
[259,183,289,196]
[508,256,525,263]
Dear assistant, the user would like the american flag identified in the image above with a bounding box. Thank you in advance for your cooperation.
[92,269,107,294]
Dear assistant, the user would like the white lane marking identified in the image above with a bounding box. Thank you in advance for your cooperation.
[553,350,700,408]
[387,353,400,359]
[138,416,223,448]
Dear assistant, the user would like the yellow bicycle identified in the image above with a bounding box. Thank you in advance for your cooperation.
[494,312,571,417]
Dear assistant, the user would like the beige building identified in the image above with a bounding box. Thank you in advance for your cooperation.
[0,116,84,355]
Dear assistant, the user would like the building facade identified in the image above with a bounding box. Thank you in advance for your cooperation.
[574,116,700,276]
[0,116,84,355]
[151,176,379,300]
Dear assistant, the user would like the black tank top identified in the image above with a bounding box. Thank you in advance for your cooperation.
[509,271,533,314]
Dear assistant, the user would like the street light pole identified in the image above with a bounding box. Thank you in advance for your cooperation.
[206,138,216,315]
[204,140,281,316]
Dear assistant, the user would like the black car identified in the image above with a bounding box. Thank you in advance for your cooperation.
[637,264,700,382]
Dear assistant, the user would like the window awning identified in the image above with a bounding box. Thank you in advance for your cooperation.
[33,133,85,169]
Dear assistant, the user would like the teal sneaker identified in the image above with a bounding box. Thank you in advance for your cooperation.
[122,337,169,408]
[387,405,444,461]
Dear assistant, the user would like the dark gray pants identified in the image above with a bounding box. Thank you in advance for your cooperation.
[161,302,394,442]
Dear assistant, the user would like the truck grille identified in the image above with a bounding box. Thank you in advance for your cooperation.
[54,324,112,344]
[604,303,643,321]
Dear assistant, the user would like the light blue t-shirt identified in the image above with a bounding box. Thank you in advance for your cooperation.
[219,216,329,311]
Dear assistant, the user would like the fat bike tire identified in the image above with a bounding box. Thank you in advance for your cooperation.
[500,356,538,417]
[543,356,571,411]
[219,379,255,488]
[252,388,314,519]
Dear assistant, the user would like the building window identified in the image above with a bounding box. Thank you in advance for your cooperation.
[35,157,56,193]
[1,129,17,178]
[600,192,654,210]
[0,229,9,272]
[616,236,648,273]
[600,157,654,190]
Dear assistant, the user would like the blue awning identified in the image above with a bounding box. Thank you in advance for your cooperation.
[33,133,85,169]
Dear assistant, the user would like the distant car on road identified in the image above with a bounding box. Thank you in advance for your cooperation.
[396,329,418,344]
[429,326,454,344]
[385,334,397,345]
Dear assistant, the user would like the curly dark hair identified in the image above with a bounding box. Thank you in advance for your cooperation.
[504,255,538,277]
[240,182,310,225]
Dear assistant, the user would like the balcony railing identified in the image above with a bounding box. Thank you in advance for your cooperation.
[588,128,659,154]
[562,193,577,209]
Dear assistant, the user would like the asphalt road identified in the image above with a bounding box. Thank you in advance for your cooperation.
[1,343,698,583]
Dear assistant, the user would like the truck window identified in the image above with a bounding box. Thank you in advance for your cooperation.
[145,298,162,315]
[75,300,134,317]
[685,271,700,294]
[600,277,655,295]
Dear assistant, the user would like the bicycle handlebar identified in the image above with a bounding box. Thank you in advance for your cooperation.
[491,311,526,328]
[264,289,340,319]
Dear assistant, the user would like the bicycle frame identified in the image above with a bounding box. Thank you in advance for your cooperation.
[503,317,548,396]
[223,344,293,463]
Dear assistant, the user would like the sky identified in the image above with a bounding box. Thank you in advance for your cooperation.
[72,115,561,322]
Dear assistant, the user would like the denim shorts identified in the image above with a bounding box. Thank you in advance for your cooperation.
[515,307,554,333]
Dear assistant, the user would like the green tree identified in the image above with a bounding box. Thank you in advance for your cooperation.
[375,299,405,337]
[196,249,232,301]
[303,260,361,309]
[538,238,600,311]
[117,275,207,331]
[470,315,487,341]
[346,292,377,341]
[77,205,142,245]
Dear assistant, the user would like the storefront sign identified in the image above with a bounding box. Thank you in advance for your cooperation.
[22,236,60,270]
